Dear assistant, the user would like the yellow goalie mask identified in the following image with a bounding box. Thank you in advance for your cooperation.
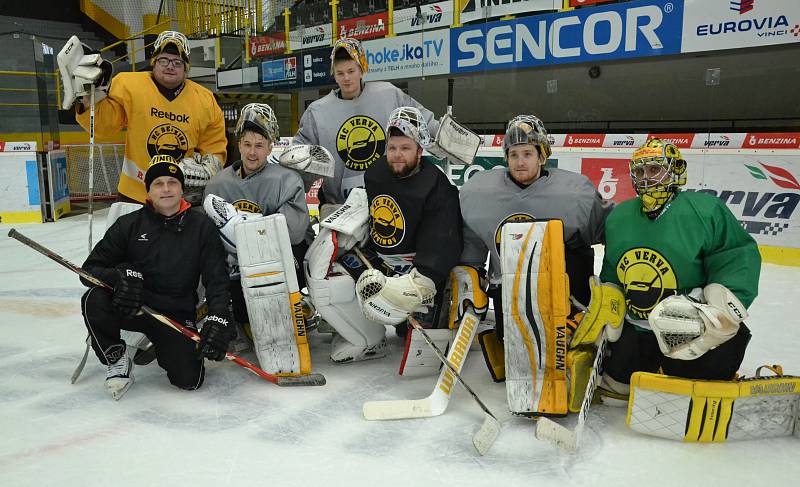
[630,138,687,214]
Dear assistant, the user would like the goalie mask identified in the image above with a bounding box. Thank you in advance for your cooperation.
[330,37,368,74]
[152,31,190,65]
[503,115,552,160]
[386,106,431,148]
[630,138,687,214]
[235,103,280,142]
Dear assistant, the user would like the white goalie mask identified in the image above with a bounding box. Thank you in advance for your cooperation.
[503,114,552,159]
[235,103,280,142]
[386,106,432,148]
[152,30,190,63]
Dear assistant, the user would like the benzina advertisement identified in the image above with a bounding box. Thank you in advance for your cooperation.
[337,13,388,40]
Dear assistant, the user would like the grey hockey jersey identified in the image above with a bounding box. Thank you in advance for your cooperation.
[204,161,313,245]
[293,81,438,204]
[460,167,613,286]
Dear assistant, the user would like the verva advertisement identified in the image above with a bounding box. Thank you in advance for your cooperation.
[337,13,388,41]
[682,0,800,53]
[393,2,454,34]
[290,24,333,50]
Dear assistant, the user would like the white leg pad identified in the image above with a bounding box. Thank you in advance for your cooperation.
[236,214,311,376]
[305,262,386,357]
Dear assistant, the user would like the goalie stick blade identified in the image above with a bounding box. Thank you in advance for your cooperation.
[535,417,577,452]
[473,415,501,456]
[363,398,434,420]
[276,373,327,387]
[536,329,610,452]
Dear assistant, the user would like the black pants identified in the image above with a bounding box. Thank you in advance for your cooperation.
[81,287,205,390]
[603,321,752,383]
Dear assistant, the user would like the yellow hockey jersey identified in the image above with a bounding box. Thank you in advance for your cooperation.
[76,72,227,202]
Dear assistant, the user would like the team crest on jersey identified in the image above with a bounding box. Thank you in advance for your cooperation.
[370,195,405,248]
[494,213,536,253]
[147,123,188,161]
[336,115,386,171]
[616,247,678,320]
[232,200,262,214]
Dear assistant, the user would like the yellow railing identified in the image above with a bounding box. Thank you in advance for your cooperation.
[176,0,262,37]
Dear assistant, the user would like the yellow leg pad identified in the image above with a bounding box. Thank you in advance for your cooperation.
[567,347,595,413]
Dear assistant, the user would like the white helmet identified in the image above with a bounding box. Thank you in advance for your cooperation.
[152,30,190,63]
[503,115,552,159]
[235,103,280,142]
[386,106,431,148]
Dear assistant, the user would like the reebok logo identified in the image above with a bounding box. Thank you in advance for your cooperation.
[125,269,143,279]
[207,315,229,326]
[151,107,190,123]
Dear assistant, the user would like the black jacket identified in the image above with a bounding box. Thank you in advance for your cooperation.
[82,201,230,317]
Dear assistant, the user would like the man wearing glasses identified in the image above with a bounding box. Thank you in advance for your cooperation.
[72,30,227,205]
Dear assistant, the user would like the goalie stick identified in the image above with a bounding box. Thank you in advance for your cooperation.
[363,308,481,419]
[353,247,500,455]
[8,228,326,387]
[535,328,609,452]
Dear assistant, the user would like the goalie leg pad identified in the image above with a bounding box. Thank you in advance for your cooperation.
[235,214,311,376]
[305,262,386,362]
[501,221,569,417]
[627,370,800,442]
[567,346,596,413]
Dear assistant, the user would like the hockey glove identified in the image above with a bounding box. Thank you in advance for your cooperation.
[179,153,223,188]
[112,264,144,318]
[198,313,236,361]
[57,36,112,110]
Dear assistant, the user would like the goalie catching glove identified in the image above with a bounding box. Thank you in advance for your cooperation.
[649,283,747,360]
[180,153,223,188]
[356,268,436,326]
[57,35,112,110]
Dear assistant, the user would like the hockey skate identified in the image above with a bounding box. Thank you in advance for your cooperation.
[105,349,134,401]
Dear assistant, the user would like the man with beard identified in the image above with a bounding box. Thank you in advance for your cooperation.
[304,107,461,364]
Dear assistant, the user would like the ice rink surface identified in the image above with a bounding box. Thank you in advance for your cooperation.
[1,211,798,487]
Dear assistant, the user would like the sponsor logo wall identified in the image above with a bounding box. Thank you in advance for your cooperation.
[682,0,800,53]
[363,30,450,81]
[451,0,683,73]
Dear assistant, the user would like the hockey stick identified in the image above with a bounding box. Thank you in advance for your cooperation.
[363,308,481,420]
[87,86,95,252]
[353,247,500,455]
[8,228,326,387]
[277,144,335,178]
[535,328,609,452]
